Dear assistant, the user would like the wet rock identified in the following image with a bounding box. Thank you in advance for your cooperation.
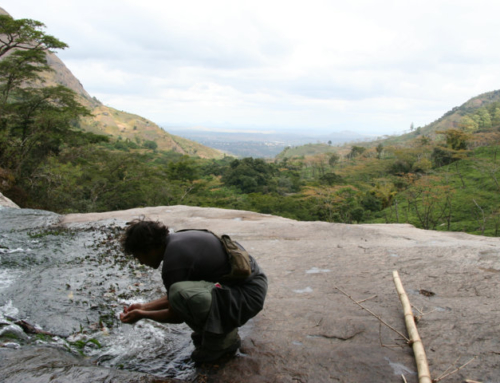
[1,342,20,349]
[0,346,177,382]
[0,324,29,341]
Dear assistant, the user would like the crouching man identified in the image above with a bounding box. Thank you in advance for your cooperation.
[119,219,268,363]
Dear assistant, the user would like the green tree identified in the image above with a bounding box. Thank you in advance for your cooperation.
[328,153,340,167]
[406,175,454,230]
[492,107,500,127]
[440,129,470,151]
[222,157,277,193]
[319,172,342,186]
[167,156,198,182]
[476,107,492,130]
[308,186,364,223]
[143,140,158,151]
[459,115,479,133]
[0,15,67,57]
[348,145,366,159]
[0,14,88,190]
[0,15,68,117]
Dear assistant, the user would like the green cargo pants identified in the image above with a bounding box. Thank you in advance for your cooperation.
[169,280,239,350]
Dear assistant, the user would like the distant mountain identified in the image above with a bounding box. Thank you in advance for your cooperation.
[0,7,223,159]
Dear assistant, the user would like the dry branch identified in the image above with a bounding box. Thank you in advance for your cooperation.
[393,270,432,383]
[335,285,409,342]
[433,357,478,382]
[356,294,377,304]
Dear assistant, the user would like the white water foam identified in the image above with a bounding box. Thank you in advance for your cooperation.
[0,248,29,254]
[0,269,21,292]
[0,300,19,318]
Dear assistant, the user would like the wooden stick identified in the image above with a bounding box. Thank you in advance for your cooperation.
[393,271,432,383]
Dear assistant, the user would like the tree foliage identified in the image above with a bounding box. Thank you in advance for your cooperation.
[348,145,366,159]
[222,157,277,193]
[405,175,454,230]
[0,14,89,185]
[0,15,68,57]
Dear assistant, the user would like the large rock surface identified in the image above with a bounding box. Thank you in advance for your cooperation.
[57,205,500,383]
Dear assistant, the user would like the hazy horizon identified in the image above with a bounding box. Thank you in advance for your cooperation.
[162,124,380,137]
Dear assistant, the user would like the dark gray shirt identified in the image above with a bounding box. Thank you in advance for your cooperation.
[161,230,231,293]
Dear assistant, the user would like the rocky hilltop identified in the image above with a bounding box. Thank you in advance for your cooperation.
[14,205,490,382]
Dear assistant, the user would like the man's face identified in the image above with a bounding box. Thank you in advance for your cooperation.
[135,249,162,269]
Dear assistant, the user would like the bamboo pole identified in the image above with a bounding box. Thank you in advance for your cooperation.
[393,270,432,383]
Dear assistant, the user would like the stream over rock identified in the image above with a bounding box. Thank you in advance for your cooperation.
[1,205,499,382]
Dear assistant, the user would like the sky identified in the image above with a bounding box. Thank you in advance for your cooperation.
[2,0,500,136]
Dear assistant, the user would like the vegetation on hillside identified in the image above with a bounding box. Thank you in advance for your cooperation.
[2,13,500,238]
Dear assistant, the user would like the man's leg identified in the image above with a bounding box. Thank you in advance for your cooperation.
[169,281,240,362]
[202,327,240,350]
[169,280,214,334]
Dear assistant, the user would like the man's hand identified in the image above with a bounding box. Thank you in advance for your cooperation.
[123,303,144,314]
[120,308,143,324]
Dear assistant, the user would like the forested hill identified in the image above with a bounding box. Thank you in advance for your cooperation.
[0,7,223,159]
[379,89,500,146]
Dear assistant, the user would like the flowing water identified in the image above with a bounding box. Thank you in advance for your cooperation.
[0,207,195,382]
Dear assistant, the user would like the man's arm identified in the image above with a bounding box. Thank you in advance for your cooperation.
[142,295,170,310]
[120,295,184,325]
[120,305,183,324]
[122,295,170,314]
[140,308,184,324]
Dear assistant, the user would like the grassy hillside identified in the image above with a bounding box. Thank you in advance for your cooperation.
[40,52,223,158]
[76,104,223,158]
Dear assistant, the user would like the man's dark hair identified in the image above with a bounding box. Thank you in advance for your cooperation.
[120,218,169,256]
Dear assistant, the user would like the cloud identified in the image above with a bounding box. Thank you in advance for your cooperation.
[2,0,500,135]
